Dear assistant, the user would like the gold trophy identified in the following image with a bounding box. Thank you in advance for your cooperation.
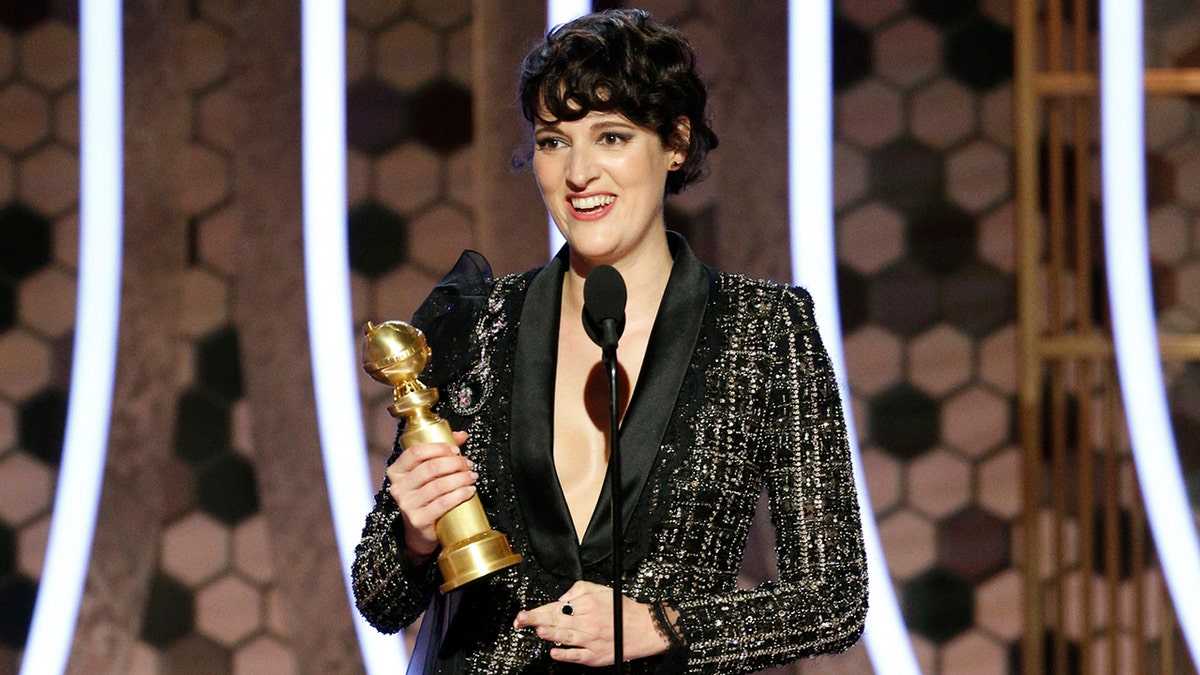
[362,320,522,592]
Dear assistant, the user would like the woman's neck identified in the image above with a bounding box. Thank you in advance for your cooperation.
[562,232,674,329]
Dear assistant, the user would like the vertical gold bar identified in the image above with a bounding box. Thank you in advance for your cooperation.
[1047,0,1063,74]
[1050,365,1067,675]
[1162,587,1175,673]
[1046,3,1065,339]
[1070,1,1095,672]
[1070,0,1092,338]
[1045,3,1069,671]
[1104,364,1121,675]
[1079,359,1097,672]
[1015,1,1046,672]
[1071,0,1088,71]
[1131,464,1146,675]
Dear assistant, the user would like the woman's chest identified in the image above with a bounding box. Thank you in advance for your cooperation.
[550,321,653,539]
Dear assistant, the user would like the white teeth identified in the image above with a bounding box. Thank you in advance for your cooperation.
[570,195,615,210]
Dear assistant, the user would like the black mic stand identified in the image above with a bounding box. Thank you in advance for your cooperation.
[582,264,627,671]
[599,328,623,671]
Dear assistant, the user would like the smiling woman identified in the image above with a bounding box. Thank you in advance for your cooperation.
[351,9,867,674]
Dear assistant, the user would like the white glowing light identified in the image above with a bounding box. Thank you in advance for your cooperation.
[1099,1,1200,667]
[788,2,922,673]
[301,1,406,671]
[545,0,592,257]
[20,3,123,673]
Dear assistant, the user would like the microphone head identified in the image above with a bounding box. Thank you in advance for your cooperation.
[582,264,627,348]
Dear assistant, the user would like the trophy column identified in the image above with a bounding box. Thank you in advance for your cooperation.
[362,320,522,592]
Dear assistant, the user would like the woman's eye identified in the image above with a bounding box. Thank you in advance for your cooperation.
[535,137,565,150]
[599,132,627,145]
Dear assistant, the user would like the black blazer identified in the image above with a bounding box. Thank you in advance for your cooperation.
[352,234,867,673]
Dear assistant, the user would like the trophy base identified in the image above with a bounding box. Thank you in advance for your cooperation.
[438,530,523,593]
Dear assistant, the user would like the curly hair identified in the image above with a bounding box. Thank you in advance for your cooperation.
[517,8,719,194]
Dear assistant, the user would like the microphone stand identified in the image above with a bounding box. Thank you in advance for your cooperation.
[582,264,628,671]
[601,338,623,671]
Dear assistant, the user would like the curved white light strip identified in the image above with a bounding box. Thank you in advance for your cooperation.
[545,0,591,257]
[1099,1,1200,667]
[300,2,406,672]
[787,2,921,673]
[547,0,592,33]
[20,2,124,673]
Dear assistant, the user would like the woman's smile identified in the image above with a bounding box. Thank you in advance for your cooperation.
[568,192,617,220]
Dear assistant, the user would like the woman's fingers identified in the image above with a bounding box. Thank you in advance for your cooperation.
[396,469,476,519]
[513,582,620,666]
[392,451,474,490]
[514,581,604,629]
[548,644,596,664]
[390,440,474,488]
[385,434,476,556]
[391,440,463,473]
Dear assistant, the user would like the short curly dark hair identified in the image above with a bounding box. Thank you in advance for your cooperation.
[517,9,719,194]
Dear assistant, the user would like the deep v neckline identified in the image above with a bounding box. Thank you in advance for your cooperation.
[509,233,711,580]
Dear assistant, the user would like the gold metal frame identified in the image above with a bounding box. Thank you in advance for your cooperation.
[1015,2,1200,673]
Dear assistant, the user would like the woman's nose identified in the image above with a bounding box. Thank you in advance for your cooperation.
[566,147,599,189]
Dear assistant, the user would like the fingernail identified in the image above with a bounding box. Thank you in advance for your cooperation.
[469,471,479,481]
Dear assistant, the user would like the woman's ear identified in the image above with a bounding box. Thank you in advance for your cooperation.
[668,117,691,170]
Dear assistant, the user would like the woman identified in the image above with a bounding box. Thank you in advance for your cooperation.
[353,9,866,673]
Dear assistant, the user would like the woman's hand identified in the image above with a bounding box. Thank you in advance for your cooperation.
[512,580,670,666]
[386,430,476,563]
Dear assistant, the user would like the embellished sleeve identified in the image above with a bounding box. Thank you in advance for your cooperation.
[673,285,868,672]
[350,250,495,633]
[351,461,440,633]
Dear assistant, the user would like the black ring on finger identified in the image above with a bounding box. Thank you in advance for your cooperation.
[561,600,573,616]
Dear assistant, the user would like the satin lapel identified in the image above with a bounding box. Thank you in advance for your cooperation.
[579,234,711,572]
[509,250,583,579]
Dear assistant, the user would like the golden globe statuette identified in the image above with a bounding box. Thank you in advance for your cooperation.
[362,320,522,593]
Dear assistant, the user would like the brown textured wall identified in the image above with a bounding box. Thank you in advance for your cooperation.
[230,2,364,673]
[709,0,792,283]
[72,2,189,670]
[472,0,550,276]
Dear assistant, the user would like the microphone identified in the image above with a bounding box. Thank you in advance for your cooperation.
[582,264,627,351]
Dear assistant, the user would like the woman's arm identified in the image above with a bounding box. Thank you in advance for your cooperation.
[671,284,868,673]
[353,251,496,633]
[351,430,476,633]
[351,466,440,633]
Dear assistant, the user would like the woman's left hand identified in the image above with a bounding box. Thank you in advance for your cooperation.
[513,580,670,666]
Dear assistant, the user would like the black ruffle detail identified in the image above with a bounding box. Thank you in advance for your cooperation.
[410,250,495,391]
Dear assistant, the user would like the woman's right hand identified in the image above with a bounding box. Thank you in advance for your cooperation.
[386,430,476,563]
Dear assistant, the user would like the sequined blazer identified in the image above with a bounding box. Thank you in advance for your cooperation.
[352,235,867,673]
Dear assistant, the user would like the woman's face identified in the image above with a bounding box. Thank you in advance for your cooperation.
[532,110,684,267]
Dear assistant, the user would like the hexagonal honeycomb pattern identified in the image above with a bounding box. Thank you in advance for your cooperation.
[2,0,1199,672]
